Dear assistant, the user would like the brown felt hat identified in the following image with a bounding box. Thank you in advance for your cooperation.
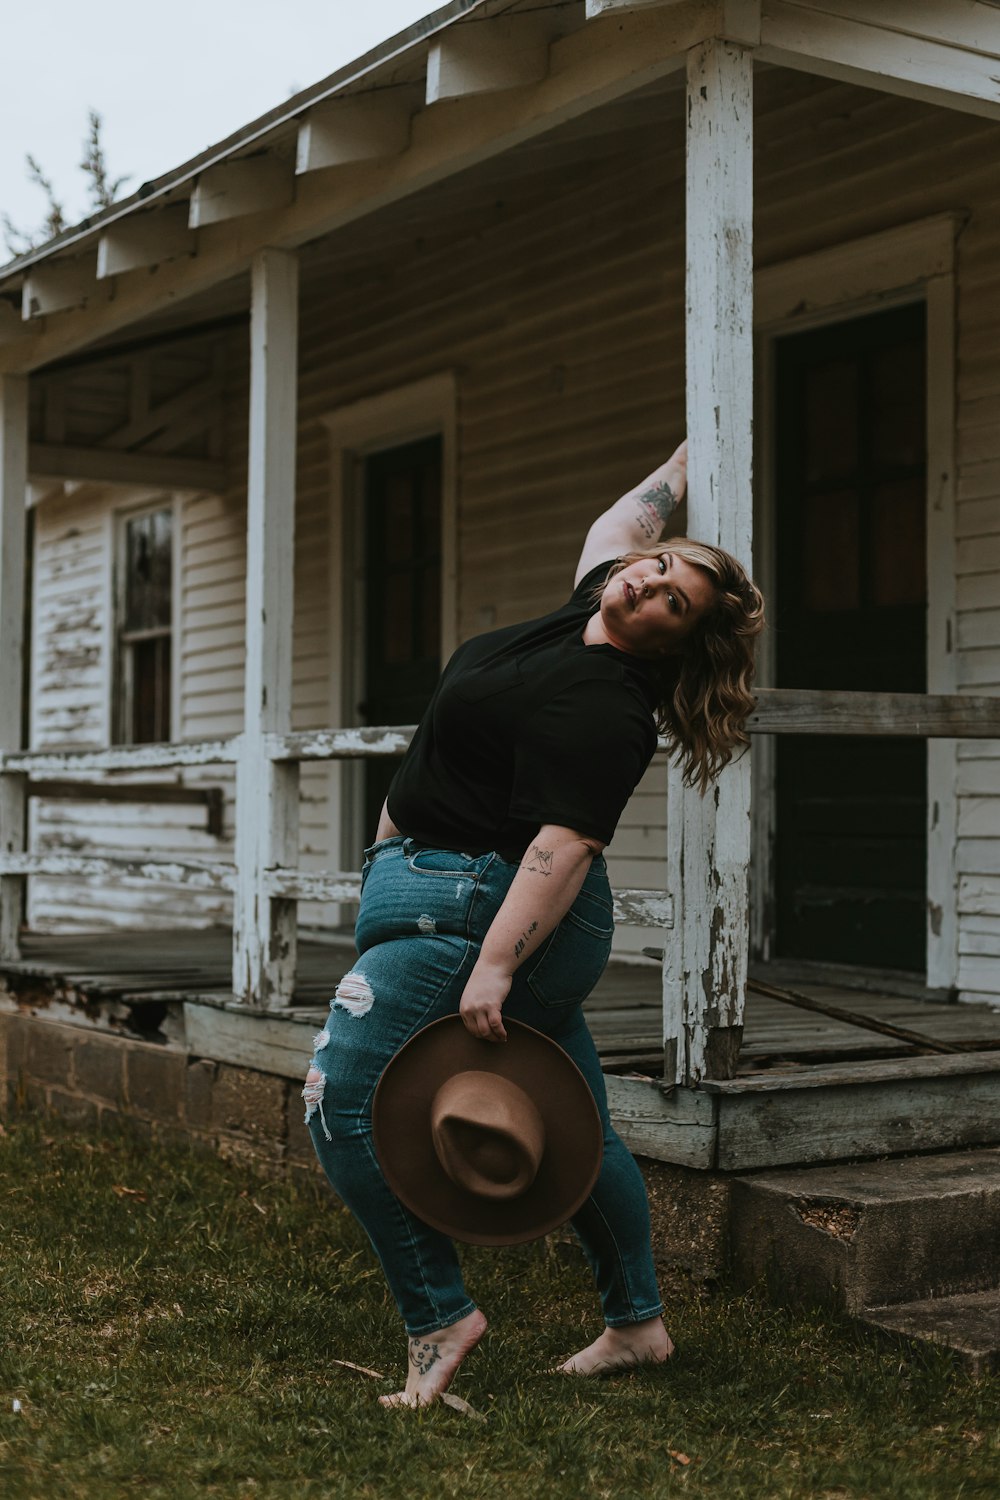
[372,1016,603,1246]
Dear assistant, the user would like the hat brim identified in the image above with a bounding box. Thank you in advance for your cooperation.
[372,1016,604,1246]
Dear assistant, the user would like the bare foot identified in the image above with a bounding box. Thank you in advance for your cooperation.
[557,1315,674,1377]
[379,1309,487,1408]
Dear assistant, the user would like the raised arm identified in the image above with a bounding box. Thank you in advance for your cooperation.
[574,439,688,586]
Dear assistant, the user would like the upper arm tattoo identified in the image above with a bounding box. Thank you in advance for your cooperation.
[633,480,679,540]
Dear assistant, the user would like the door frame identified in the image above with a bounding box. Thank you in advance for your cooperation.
[321,372,457,874]
[752,213,961,989]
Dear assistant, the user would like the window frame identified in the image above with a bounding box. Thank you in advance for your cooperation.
[110,494,179,747]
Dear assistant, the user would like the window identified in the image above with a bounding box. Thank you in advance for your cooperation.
[114,505,173,744]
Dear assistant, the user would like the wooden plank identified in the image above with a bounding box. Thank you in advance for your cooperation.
[188,159,293,228]
[715,1060,1000,1170]
[604,1075,717,1167]
[29,442,225,492]
[664,35,753,1086]
[268,726,416,761]
[0,852,236,892]
[426,16,552,104]
[704,1049,1000,1092]
[759,0,1000,122]
[22,262,95,319]
[28,780,225,836]
[747,688,1000,738]
[233,249,299,1007]
[296,96,413,172]
[184,999,318,1080]
[0,374,28,959]
[96,208,196,278]
[1,740,237,773]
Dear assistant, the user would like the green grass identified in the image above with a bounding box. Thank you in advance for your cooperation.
[0,1118,997,1500]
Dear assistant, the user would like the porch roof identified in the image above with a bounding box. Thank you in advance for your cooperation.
[1,0,998,375]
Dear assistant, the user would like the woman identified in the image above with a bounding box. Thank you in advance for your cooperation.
[303,439,764,1407]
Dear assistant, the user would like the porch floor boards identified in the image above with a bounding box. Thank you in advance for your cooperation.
[4,928,1000,1075]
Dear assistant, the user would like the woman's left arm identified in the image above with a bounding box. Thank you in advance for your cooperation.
[459,823,605,1043]
[573,439,688,585]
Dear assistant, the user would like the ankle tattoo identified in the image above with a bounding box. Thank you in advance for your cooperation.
[408,1338,441,1378]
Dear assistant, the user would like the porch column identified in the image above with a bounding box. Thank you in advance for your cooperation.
[233,249,300,1007]
[0,376,29,960]
[663,37,754,1085]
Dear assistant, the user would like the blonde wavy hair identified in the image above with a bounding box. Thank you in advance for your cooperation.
[597,541,765,794]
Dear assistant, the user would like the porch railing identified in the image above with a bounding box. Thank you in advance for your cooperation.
[1,688,998,1015]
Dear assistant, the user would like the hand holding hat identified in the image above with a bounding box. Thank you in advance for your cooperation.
[373,1016,604,1246]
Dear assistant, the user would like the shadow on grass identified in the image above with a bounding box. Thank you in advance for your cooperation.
[0,1117,996,1500]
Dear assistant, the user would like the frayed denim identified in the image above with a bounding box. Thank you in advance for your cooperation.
[304,837,663,1337]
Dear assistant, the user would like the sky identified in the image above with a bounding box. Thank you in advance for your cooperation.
[0,1,444,249]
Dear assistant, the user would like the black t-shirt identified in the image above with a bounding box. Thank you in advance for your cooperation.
[386,562,660,861]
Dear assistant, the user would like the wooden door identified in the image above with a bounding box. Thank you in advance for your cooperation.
[361,436,442,842]
[772,303,927,972]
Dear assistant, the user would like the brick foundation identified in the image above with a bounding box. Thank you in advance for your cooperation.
[0,1008,730,1275]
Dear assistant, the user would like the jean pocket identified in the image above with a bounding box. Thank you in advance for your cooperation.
[526,889,614,1009]
[405,846,493,880]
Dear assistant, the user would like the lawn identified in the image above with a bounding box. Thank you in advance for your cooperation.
[0,1117,996,1500]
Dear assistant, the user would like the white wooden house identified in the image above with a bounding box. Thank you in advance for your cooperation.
[2,0,1000,1130]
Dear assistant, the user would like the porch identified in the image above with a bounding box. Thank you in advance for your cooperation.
[5,921,1000,1175]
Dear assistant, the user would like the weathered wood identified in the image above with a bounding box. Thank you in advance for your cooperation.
[748,688,1000,738]
[188,160,294,229]
[22,262,95,319]
[184,999,317,1081]
[264,866,674,927]
[0,852,236,891]
[29,441,225,492]
[426,16,552,104]
[296,96,413,172]
[759,0,1000,122]
[713,1052,1000,1170]
[267,726,417,761]
[27,780,225,836]
[1,740,238,773]
[96,208,196,278]
[604,1075,717,1168]
[0,374,28,959]
[233,249,300,1008]
[664,36,754,1087]
[747,978,962,1054]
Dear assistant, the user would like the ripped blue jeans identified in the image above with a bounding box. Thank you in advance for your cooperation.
[303,836,664,1338]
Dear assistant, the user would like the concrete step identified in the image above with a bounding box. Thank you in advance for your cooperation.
[729,1147,1000,1315]
[864,1291,1000,1378]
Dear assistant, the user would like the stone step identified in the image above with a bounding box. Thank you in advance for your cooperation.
[729,1147,1000,1314]
[863,1291,1000,1378]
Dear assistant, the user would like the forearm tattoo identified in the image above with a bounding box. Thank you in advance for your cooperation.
[409,1338,441,1377]
[633,479,679,540]
[514,921,538,961]
[521,844,554,877]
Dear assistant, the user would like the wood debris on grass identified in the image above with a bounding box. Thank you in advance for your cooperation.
[111,1184,148,1202]
[440,1393,486,1422]
[668,1449,691,1465]
[330,1358,386,1380]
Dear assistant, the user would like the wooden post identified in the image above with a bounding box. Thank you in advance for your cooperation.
[0,375,29,959]
[664,37,754,1085]
[233,249,300,1007]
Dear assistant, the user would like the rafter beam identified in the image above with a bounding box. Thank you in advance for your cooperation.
[29,442,225,491]
[296,95,412,172]
[96,206,196,278]
[426,16,552,103]
[22,261,95,319]
[189,158,294,228]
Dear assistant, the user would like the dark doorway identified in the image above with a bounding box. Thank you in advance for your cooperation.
[361,436,442,843]
[772,302,927,972]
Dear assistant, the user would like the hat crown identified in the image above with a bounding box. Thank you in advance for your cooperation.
[430,1070,545,1201]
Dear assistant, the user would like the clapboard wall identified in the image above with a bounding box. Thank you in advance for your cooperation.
[25,66,1000,999]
